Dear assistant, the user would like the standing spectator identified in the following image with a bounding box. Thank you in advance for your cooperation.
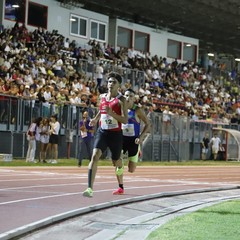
[162,106,172,134]
[209,132,221,160]
[78,111,94,167]
[152,66,160,81]
[26,118,37,163]
[64,38,70,49]
[127,47,135,68]
[35,117,42,162]
[47,114,60,163]
[39,118,50,163]
[95,62,104,90]
[201,132,210,160]
[83,72,128,197]
[0,79,9,122]
[42,86,52,117]
[53,55,64,77]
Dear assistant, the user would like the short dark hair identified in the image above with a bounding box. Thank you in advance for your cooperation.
[51,114,58,121]
[108,72,122,84]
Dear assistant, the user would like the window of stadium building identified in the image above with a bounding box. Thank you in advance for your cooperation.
[117,27,132,49]
[27,2,48,29]
[90,20,106,41]
[183,43,197,62]
[70,14,87,38]
[4,0,26,23]
[167,39,181,59]
[134,31,149,52]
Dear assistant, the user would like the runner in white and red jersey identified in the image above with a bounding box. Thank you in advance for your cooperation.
[83,72,128,197]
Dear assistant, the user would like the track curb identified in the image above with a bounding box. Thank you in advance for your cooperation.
[0,186,239,240]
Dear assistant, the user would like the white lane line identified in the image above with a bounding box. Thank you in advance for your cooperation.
[0,170,86,177]
[0,183,82,191]
[0,176,239,184]
[0,179,190,191]
[0,179,123,191]
[0,174,126,182]
[0,183,220,206]
[0,171,87,177]
[1,169,239,178]
[1,173,239,182]
[0,178,235,192]
[0,176,88,182]
[0,183,232,206]
[0,192,81,205]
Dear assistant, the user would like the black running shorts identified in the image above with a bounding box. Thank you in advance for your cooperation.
[94,128,123,160]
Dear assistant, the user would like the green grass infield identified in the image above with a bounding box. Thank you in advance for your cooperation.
[146,200,240,240]
[0,159,240,167]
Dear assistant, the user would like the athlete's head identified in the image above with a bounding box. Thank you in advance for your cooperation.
[107,72,122,84]
[124,88,135,106]
[107,72,122,91]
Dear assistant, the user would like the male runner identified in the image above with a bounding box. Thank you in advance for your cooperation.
[83,72,128,197]
[113,88,151,195]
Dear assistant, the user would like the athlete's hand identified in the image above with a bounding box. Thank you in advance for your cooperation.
[105,106,114,116]
[135,138,142,145]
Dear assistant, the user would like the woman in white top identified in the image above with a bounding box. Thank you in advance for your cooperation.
[47,115,60,163]
[26,118,37,163]
[39,118,50,163]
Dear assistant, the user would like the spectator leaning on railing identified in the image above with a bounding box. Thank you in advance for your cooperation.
[0,24,238,124]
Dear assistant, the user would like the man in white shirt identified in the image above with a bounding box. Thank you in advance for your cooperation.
[53,55,64,77]
[152,67,160,81]
[209,132,221,160]
[43,86,52,117]
[95,63,103,90]
[162,106,173,135]
[24,69,34,86]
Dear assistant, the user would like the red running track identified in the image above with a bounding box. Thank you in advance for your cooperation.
[0,166,240,235]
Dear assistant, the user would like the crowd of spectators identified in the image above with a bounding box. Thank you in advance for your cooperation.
[0,22,240,125]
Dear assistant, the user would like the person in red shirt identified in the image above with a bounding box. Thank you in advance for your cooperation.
[0,79,9,122]
[83,72,128,197]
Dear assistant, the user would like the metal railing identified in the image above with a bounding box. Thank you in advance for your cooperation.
[0,95,239,161]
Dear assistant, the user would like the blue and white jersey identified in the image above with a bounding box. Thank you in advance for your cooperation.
[122,105,140,137]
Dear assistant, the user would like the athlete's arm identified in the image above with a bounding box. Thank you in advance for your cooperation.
[89,111,100,126]
[89,94,103,126]
[135,107,151,144]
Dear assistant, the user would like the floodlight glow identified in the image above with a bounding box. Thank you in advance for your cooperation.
[207,53,214,57]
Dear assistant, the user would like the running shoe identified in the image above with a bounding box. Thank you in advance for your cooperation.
[51,159,58,164]
[112,187,124,195]
[116,166,124,176]
[83,188,93,197]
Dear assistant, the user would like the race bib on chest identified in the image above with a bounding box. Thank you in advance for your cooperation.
[101,114,118,129]
[122,124,135,136]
